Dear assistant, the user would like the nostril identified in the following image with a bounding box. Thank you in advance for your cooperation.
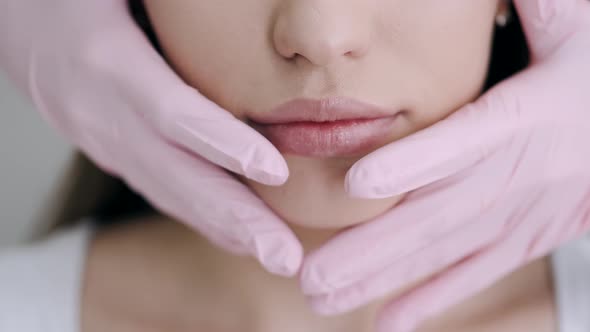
[272,6,371,66]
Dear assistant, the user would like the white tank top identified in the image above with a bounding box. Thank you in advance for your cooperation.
[0,223,92,332]
[0,223,589,332]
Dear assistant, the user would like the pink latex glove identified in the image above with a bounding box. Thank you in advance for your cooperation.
[302,0,590,330]
[0,0,301,276]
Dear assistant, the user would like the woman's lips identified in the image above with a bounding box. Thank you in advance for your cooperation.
[254,117,398,157]
[249,98,399,158]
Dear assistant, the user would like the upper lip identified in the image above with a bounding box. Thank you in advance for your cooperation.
[248,97,393,124]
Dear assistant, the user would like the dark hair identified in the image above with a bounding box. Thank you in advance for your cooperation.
[41,1,530,234]
[484,6,530,89]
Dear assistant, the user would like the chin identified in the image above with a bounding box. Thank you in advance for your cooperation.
[273,195,405,253]
[245,155,404,230]
[276,196,404,230]
[248,178,405,229]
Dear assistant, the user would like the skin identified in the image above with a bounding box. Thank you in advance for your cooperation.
[82,217,555,332]
[143,0,505,229]
[81,1,556,331]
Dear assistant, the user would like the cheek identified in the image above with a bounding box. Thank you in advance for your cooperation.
[394,1,498,128]
[144,0,272,118]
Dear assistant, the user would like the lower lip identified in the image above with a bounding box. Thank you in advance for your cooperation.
[253,116,398,158]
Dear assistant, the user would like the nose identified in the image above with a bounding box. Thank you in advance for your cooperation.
[273,1,371,67]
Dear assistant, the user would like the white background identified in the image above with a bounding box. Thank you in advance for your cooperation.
[0,72,72,247]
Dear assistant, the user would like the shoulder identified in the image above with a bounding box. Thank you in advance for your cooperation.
[0,222,93,332]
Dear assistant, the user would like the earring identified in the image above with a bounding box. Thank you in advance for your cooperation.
[496,2,512,28]
[496,12,511,27]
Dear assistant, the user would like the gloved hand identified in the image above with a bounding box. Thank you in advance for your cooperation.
[0,0,301,276]
[301,0,590,330]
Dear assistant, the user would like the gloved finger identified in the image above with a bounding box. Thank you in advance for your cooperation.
[115,115,302,276]
[300,186,469,295]
[513,0,587,59]
[131,162,251,257]
[81,4,289,186]
[376,237,522,332]
[120,154,251,256]
[345,77,526,199]
[305,214,501,315]
[146,87,290,186]
[307,180,542,312]
[303,177,479,294]
[137,150,301,276]
[303,139,525,295]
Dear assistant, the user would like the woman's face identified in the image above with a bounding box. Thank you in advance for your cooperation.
[143,0,503,229]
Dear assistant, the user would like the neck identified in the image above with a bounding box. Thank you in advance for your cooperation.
[83,215,555,332]
[179,220,383,332]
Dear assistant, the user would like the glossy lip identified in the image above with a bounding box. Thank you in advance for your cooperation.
[248,98,400,158]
